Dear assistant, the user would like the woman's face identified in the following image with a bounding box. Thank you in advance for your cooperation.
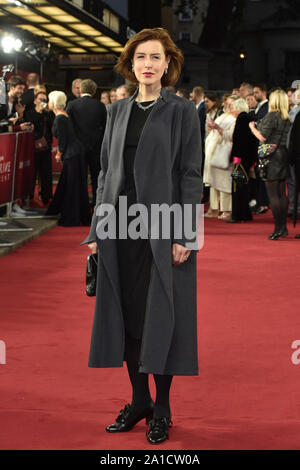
[246,95,257,109]
[230,106,240,118]
[225,97,233,113]
[101,92,110,105]
[110,90,117,103]
[132,40,170,89]
[205,97,215,111]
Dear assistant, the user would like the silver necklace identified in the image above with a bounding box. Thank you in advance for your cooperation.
[135,94,161,111]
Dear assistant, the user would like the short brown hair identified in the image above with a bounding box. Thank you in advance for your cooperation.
[34,90,47,100]
[8,75,26,87]
[80,79,97,96]
[114,27,184,87]
[254,83,267,93]
[193,86,204,98]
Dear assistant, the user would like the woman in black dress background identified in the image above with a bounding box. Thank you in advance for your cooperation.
[249,89,291,239]
[46,91,91,226]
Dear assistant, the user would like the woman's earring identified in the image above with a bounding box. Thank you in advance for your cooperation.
[164,68,168,75]
[132,66,135,73]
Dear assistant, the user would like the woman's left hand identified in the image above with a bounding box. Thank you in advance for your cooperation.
[172,243,191,265]
[55,153,62,162]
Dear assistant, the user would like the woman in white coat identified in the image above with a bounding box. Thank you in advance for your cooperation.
[203,95,238,220]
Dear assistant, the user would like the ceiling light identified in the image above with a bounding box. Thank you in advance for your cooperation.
[1,35,23,53]
[2,35,15,53]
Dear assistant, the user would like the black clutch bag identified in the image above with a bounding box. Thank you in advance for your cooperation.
[86,253,98,296]
[231,163,249,191]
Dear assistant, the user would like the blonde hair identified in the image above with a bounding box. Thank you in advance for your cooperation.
[268,89,290,120]
[34,84,46,96]
[231,98,249,113]
[48,90,67,110]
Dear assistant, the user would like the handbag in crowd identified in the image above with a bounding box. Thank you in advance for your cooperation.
[231,163,249,192]
[257,121,289,181]
[35,113,49,152]
[257,143,278,181]
[210,140,233,170]
[86,253,98,296]
[35,136,49,152]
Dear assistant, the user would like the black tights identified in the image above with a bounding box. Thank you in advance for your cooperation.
[124,333,173,419]
[265,180,288,232]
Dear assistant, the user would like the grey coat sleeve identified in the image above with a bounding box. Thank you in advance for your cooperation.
[173,101,203,250]
[256,112,276,141]
[80,106,111,245]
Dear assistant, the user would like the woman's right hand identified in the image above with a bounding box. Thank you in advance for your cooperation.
[88,242,98,254]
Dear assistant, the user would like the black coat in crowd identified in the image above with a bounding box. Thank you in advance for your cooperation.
[230,111,257,222]
[254,101,269,122]
[21,88,35,111]
[231,111,257,172]
[23,107,54,203]
[66,95,107,153]
[289,110,300,193]
[46,114,91,226]
[66,95,107,206]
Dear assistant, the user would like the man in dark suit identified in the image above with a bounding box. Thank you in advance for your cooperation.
[253,83,268,121]
[288,106,300,238]
[21,73,40,112]
[190,86,207,201]
[66,79,107,206]
[252,83,269,214]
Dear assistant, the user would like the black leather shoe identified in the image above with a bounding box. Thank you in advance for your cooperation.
[276,228,288,239]
[255,206,269,215]
[268,231,279,240]
[146,416,173,444]
[106,401,154,433]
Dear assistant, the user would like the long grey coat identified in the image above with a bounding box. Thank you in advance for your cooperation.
[81,87,203,375]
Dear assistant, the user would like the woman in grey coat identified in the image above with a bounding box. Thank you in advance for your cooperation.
[82,28,202,444]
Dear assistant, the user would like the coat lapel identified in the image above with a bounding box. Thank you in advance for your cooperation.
[109,97,135,202]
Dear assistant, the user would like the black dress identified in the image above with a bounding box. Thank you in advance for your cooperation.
[46,114,91,226]
[115,100,155,340]
[257,112,291,181]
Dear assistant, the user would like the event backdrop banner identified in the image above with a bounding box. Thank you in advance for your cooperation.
[0,132,17,205]
[13,131,35,201]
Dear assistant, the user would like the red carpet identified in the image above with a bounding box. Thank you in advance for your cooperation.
[1,212,300,450]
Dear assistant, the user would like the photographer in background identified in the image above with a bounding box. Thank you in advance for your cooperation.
[24,90,54,204]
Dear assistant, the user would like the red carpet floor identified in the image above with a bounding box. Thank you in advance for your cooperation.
[1,212,300,450]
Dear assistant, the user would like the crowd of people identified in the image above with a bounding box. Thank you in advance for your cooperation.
[1,73,300,239]
[188,82,300,240]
